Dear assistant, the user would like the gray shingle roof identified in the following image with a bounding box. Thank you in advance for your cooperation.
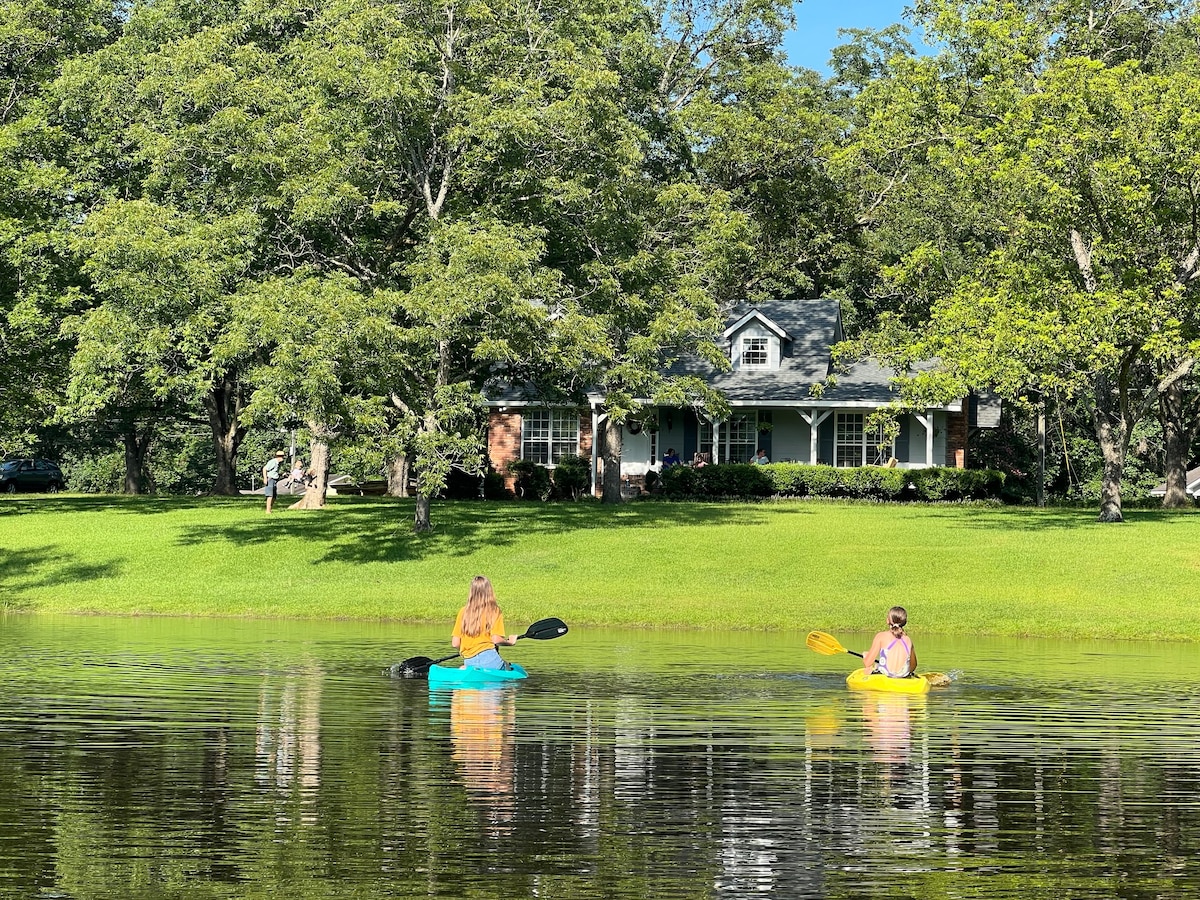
[486,297,969,411]
[669,299,909,406]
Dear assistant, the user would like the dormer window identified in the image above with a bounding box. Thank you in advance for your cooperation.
[741,336,769,367]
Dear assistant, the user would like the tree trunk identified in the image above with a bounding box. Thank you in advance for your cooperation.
[203,374,246,495]
[290,428,331,510]
[1159,376,1192,508]
[1092,407,1126,524]
[387,453,410,497]
[601,417,624,504]
[414,492,432,532]
[122,426,153,495]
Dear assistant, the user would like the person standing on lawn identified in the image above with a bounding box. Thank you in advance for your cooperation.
[262,450,285,513]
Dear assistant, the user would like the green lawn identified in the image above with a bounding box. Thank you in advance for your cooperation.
[1,494,1197,640]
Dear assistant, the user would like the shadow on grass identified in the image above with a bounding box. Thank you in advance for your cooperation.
[174,496,788,564]
[1,546,123,609]
[0,494,253,515]
[886,503,1199,531]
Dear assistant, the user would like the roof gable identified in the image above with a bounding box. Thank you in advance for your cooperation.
[721,309,790,342]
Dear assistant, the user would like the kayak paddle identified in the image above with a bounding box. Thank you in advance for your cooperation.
[806,630,951,687]
[388,616,569,678]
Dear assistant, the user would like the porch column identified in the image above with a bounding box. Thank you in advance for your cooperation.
[591,409,604,496]
[914,412,934,466]
[801,409,832,464]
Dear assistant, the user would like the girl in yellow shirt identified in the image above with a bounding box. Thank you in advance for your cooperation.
[452,576,518,669]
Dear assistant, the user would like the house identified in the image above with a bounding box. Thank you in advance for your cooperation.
[485,298,999,495]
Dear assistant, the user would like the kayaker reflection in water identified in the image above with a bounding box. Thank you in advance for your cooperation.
[864,606,918,678]
[452,575,518,670]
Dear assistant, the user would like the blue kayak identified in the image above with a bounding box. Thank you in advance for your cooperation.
[427,662,528,688]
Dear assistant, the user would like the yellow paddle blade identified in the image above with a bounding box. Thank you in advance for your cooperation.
[923,672,952,688]
[806,631,849,656]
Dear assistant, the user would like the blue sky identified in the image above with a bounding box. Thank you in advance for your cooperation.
[782,0,912,72]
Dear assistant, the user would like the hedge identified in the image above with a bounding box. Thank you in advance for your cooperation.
[505,459,1006,503]
[676,462,1006,502]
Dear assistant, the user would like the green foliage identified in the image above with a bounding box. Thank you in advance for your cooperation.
[551,455,591,500]
[764,462,808,496]
[666,462,1005,502]
[482,471,511,500]
[507,459,552,501]
[838,0,1200,521]
[61,450,123,493]
[661,463,773,499]
[840,465,907,500]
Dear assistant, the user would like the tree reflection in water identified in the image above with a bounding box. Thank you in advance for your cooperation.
[255,666,323,825]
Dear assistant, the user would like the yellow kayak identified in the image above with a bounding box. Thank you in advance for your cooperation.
[846,668,931,694]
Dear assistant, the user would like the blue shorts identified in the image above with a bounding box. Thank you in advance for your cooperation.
[463,648,511,670]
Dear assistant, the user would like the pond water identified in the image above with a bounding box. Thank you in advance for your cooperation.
[1,616,1199,899]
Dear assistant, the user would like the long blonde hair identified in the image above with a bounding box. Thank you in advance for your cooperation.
[461,575,501,636]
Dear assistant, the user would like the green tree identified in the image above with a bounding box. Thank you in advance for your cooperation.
[838,0,1200,522]
[0,0,121,457]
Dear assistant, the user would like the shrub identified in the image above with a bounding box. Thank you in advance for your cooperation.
[660,464,698,498]
[842,466,907,500]
[507,459,552,500]
[442,467,483,499]
[483,471,511,500]
[698,464,774,498]
[804,465,843,497]
[551,454,591,500]
[62,451,124,493]
[906,467,1006,501]
[764,462,807,496]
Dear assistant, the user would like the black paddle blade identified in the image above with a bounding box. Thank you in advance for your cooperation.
[386,651,460,678]
[522,617,568,640]
[387,656,434,678]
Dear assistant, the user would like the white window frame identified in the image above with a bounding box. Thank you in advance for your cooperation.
[741,336,769,368]
[700,413,759,464]
[521,410,580,464]
[834,412,894,467]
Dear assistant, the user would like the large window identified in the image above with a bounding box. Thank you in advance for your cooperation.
[835,413,894,467]
[522,410,580,464]
[699,413,759,463]
[741,336,768,368]
[726,414,758,463]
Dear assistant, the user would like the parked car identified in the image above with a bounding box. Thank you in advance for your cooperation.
[0,459,65,493]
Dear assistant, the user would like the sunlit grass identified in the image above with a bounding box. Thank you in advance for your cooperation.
[2,494,1198,640]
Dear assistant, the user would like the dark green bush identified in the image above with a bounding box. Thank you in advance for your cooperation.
[641,462,1007,503]
[803,465,844,497]
[551,454,591,500]
[698,464,774,498]
[442,467,483,499]
[483,471,511,500]
[660,464,698,498]
[764,462,807,496]
[842,466,907,500]
[507,459,552,500]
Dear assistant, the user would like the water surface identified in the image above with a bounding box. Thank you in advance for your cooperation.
[1,616,1198,898]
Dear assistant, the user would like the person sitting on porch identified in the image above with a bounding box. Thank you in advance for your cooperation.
[692,452,709,468]
[662,448,681,467]
[754,449,770,465]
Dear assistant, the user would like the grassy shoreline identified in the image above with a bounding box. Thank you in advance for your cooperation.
[2,494,1198,641]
